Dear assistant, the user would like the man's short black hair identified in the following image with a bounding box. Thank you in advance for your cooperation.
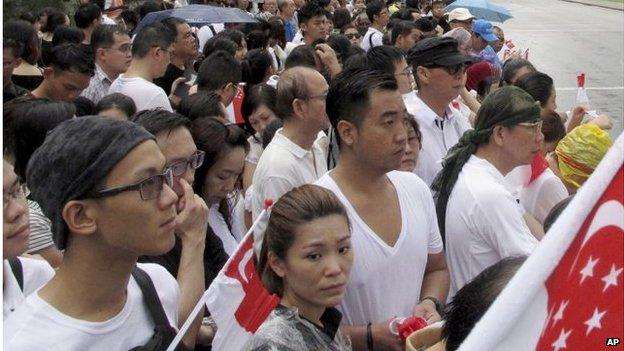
[326,68,398,144]
[49,43,95,77]
[366,0,385,23]
[74,3,102,29]
[92,24,129,51]
[391,20,417,45]
[366,45,404,75]
[284,45,317,70]
[131,108,191,136]
[52,26,85,47]
[160,17,187,38]
[3,38,22,58]
[178,91,227,120]
[414,16,437,32]
[95,93,137,118]
[131,22,176,58]
[197,50,242,91]
[443,256,527,351]
[202,37,238,58]
[298,1,326,25]
[138,1,162,20]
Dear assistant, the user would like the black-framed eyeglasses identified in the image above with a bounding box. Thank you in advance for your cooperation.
[3,183,29,210]
[167,151,206,177]
[88,168,174,201]
[425,63,468,76]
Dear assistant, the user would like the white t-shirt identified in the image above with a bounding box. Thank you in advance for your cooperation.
[3,258,55,319]
[108,74,173,112]
[445,156,538,300]
[315,171,443,326]
[403,93,472,186]
[361,27,384,52]
[198,23,225,53]
[252,129,327,220]
[210,203,241,256]
[506,165,569,224]
[4,263,179,350]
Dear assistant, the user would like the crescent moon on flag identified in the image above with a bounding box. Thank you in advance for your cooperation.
[238,249,254,284]
[582,200,624,247]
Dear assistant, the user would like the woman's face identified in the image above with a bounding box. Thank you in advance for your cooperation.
[202,146,246,204]
[544,86,557,112]
[270,214,353,318]
[249,104,278,134]
[399,124,420,172]
[343,28,361,46]
[235,38,248,61]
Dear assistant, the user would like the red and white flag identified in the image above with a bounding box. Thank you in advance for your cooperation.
[204,202,280,351]
[459,132,624,351]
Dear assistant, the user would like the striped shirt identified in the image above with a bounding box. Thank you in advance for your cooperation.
[26,200,55,253]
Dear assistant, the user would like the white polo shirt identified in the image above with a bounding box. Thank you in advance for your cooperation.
[315,171,443,326]
[445,155,538,300]
[252,128,327,220]
[361,26,384,52]
[403,93,472,186]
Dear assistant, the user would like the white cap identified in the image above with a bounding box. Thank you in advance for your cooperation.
[447,8,475,22]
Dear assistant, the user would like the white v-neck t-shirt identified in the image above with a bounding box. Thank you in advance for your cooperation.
[315,170,443,326]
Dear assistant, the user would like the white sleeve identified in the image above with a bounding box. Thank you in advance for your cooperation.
[479,191,538,258]
[422,185,443,254]
[532,176,569,224]
[147,91,173,112]
[372,32,384,47]
[260,176,297,207]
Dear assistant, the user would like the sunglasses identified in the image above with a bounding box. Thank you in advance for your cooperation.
[167,151,206,178]
[425,63,468,76]
[345,33,361,39]
[88,168,174,201]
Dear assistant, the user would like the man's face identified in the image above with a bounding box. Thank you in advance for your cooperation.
[375,7,390,27]
[281,0,296,18]
[153,45,173,79]
[351,89,408,173]
[155,126,198,199]
[397,28,422,51]
[3,161,30,259]
[472,34,487,51]
[432,3,445,19]
[93,140,179,256]
[450,19,473,32]
[100,33,132,76]
[302,15,328,41]
[393,58,413,95]
[501,122,544,169]
[264,0,278,14]
[44,68,92,102]
[173,23,198,61]
[300,71,330,132]
[3,48,20,88]
[491,27,505,53]
[418,63,468,104]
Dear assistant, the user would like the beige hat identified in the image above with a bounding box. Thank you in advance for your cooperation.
[447,8,475,22]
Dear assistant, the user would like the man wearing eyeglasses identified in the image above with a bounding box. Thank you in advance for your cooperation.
[81,24,132,104]
[108,22,176,112]
[4,117,198,349]
[405,36,475,186]
[155,18,198,96]
[3,160,55,320]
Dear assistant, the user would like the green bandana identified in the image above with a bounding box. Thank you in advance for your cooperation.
[431,86,541,240]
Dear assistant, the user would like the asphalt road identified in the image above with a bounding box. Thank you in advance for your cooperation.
[490,0,624,138]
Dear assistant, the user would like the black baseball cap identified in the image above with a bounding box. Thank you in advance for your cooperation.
[407,36,475,67]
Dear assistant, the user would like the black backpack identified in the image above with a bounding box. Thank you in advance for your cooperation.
[129,266,189,351]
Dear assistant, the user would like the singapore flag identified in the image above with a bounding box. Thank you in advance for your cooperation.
[459,132,624,351]
[205,201,280,351]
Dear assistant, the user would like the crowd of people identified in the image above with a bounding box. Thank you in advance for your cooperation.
[2,0,617,350]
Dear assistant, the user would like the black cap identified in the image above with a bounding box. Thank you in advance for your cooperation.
[407,36,475,67]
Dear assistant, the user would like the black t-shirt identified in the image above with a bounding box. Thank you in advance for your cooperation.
[3,82,31,102]
[138,224,229,290]
[154,63,186,96]
[40,40,54,67]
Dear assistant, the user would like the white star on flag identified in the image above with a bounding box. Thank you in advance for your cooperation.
[579,256,599,284]
[551,300,569,326]
[601,265,622,292]
[551,328,572,351]
[583,308,606,335]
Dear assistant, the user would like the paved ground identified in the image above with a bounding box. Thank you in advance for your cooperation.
[490,0,624,138]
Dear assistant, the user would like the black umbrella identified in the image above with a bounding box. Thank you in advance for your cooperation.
[134,5,258,33]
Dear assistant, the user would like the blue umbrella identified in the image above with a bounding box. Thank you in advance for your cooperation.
[445,0,512,23]
[135,5,258,33]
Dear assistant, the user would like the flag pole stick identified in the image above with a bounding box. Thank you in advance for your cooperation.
[166,200,273,351]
